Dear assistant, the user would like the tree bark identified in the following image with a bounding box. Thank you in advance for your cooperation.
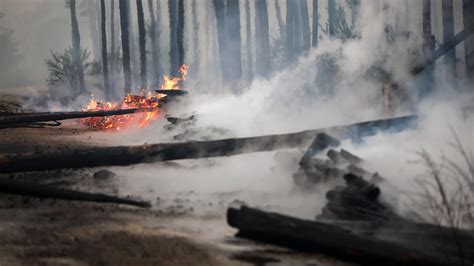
[0,115,417,173]
[69,0,86,96]
[274,0,285,43]
[286,0,296,62]
[245,0,254,81]
[100,0,110,99]
[299,0,310,51]
[255,0,271,77]
[119,0,132,94]
[442,0,457,86]
[312,0,319,48]
[148,0,159,86]
[191,0,200,77]
[177,0,185,69]
[328,0,336,38]
[169,0,179,75]
[136,0,147,89]
[422,0,434,96]
[227,0,243,82]
[213,0,228,82]
[110,0,117,96]
[464,0,474,85]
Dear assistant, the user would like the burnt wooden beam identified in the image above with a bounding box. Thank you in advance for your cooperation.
[0,178,151,208]
[0,115,417,173]
[227,206,454,266]
[0,107,159,128]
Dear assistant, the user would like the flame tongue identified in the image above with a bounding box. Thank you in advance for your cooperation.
[160,64,188,90]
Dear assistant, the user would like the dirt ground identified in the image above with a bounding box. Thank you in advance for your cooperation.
[0,123,351,266]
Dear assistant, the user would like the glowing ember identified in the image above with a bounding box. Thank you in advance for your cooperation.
[160,64,188,90]
[81,64,188,131]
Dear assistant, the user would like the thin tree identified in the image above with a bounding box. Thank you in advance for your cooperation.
[136,0,147,88]
[169,0,178,75]
[286,0,296,62]
[246,0,254,81]
[328,0,336,37]
[191,0,200,76]
[100,0,110,98]
[148,0,159,86]
[274,0,285,42]
[119,0,132,93]
[225,0,242,82]
[464,0,474,85]
[177,0,185,68]
[299,0,310,51]
[422,0,434,95]
[110,0,116,93]
[255,0,271,77]
[312,0,319,47]
[442,0,457,86]
[69,0,86,95]
[213,0,228,82]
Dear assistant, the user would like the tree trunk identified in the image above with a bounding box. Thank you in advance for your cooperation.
[177,0,185,69]
[442,0,457,86]
[286,0,296,62]
[351,0,360,26]
[274,0,285,43]
[299,0,310,51]
[245,0,254,81]
[119,0,132,93]
[422,0,434,96]
[312,0,319,47]
[464,0,474,85]
[213,0,228,82]
[125,0,137,88]
[255,0,271,77]
[191,0,200,77]
[136,0,147,89]
[69,0,86,96]
[87,0,102,62]
[100,0,110,99]
[148,0,158,86]
[328,0,336,38]
[169,0,178,75]
[227,0,242,82]
[109,0,117,97]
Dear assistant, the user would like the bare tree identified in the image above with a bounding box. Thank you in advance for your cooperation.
[299,0,310,51]
[442,0,457,86]
[192,0,200,76]
[422,0,434,95]
[177,0,185,68]
[312,0,319,48]
[274,0,285,42]
[255,0,271,77]
[119,0,132,93]
[227,0,242,82]
[109,0,117,93]
[68,0,86,95]
[246,0,254,81]
[147,0,159,85]
[100,0,110,98]
[136,0,147,88]
[169,0,178,75]
[212,0,227,81]
[328,0,336,38]
[464,0,474,85]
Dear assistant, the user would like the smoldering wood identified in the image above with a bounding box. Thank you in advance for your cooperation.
[0,178,151,208]
[0,107,159,128]
[155,89,188,97]
[298,132,340,169]
[0,115,417,173]
[227,206,452,266]
[340,149,363,164]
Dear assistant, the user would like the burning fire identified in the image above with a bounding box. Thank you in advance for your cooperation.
[81,64,188,131]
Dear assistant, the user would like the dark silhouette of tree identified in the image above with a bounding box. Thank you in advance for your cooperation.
[177,0,185,68]
[442,0,457,86]
[110,0,117,93]
[328,0,336,38]
[246,0,254,81]
[286,0,297,62]
[226,0,242,82]
[422,0,434,95]
[464,0,474,84]
[100,0,110,98]
[192,0,200,76]
[299,0,310,51]
[213,0,228,82]
[255,0,271,77]
[68,0,86,95]
[125,0,137,86]
[119,0,132,93]
[136,0,147,88]
[169,0,178,75]
[148,0,160,85]
[312,0,319,47]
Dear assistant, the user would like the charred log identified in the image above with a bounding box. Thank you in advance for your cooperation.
[0,178,150,208]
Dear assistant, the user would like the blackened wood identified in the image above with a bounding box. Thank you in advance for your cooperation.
[0,178,150,208]
[0,107,159,128]
[0,115,417,173]
[299,133,340,169]
[227,206,449,266]
[155,90,188,97]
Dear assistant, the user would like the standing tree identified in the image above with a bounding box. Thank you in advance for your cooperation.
[299,0,310,51]
[177,0,185,69]
[68,0,86,95]
[312,0,319,47]
[87,0,101,62]
[168,0,178,75]
[212,0,228,82]
[274,0,285,42]
[192,0,200,77]
[464,0,474,85]
[422,0,434,95]
[327,0,336,38]
[442,0,457,86]
[109,0,117,93]
[286,0,297,62]
[246,0,254,81]
[226,0,242,82]
[148,0,160,85]
[255,0,271,77]
[100,0,110,98]
[136,0,147,88]
[119,0,132,93]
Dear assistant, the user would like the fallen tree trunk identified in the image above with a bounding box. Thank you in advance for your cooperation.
[0,178,151,208]
[0,115,417,173]
[0,107,159,128]
[227,206,459,266]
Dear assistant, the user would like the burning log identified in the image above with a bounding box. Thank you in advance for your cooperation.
[0,115,417,173]
[155,90,188,97]
[0,107,159,128]
[227,206,451,266]
[0,178,151,208]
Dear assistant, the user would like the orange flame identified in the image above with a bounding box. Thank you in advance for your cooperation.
[160,64,188,90]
